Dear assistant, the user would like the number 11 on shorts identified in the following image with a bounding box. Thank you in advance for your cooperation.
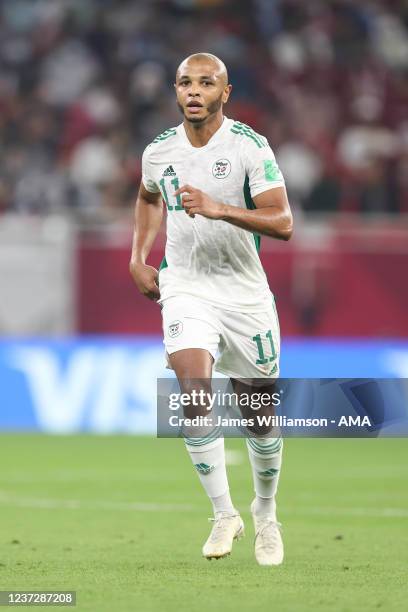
[252,330,277,365]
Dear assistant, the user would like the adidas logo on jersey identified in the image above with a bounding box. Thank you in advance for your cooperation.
[163,165,176,176]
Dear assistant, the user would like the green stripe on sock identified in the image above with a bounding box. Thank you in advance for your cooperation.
[252,439,282,453]
[247,437,282,455]
[184,428,222,447]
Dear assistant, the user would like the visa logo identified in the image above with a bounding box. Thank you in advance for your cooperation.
[6,343,168,433]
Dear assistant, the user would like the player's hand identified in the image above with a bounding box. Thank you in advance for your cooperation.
[173,184,226,220]
[129,262,160,301]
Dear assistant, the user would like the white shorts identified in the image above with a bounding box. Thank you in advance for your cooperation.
[161,294,280,381]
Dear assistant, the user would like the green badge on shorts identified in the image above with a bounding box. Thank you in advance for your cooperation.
[264,159,279,182]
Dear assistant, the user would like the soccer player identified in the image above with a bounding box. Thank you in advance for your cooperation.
[130,53,293,565]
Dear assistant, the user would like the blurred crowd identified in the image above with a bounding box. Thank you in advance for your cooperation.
[1,0,408,219]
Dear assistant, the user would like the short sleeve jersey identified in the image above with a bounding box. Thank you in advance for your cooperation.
[142,117,285,312]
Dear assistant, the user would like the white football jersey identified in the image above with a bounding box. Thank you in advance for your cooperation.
[142,117,285,312]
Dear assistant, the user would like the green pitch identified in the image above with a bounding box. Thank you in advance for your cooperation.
[0,435,407,612]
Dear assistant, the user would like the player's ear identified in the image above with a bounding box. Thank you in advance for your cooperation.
[222,84,232,104]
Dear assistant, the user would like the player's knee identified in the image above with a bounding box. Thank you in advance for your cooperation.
[179,378,213,417]
[180,377,212,394]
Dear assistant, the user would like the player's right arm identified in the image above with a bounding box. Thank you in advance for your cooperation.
[129,182,163,301]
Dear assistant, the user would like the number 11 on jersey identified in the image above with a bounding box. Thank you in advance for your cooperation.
[159,177,183,211]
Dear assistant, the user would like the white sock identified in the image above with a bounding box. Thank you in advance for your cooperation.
[184,436,236,517]
[246,436,283,521]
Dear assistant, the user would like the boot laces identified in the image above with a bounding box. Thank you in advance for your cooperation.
[256,518,282,549]
[208,513,238,543]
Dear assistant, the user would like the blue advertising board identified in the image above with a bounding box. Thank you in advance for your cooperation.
[0,337,407,433]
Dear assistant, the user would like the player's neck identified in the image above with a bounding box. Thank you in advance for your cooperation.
[183,113,224,148]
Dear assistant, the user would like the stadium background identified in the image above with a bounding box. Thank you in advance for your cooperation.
[1,2,407,611]
[1,0,407,432]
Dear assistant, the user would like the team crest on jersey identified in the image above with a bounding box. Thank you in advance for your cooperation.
[212,158,231,179]
[168,320,183,338]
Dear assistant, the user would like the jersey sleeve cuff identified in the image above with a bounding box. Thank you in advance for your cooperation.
[142,178,161,193]
[250,182,285,199]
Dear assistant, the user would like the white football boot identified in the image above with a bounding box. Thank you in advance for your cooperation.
[251,500,284,566]
[202,512,245,560]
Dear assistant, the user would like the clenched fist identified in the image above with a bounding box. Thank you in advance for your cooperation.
[129,262,160,301]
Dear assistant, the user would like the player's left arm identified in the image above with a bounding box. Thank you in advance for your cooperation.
[173,184,293,241]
